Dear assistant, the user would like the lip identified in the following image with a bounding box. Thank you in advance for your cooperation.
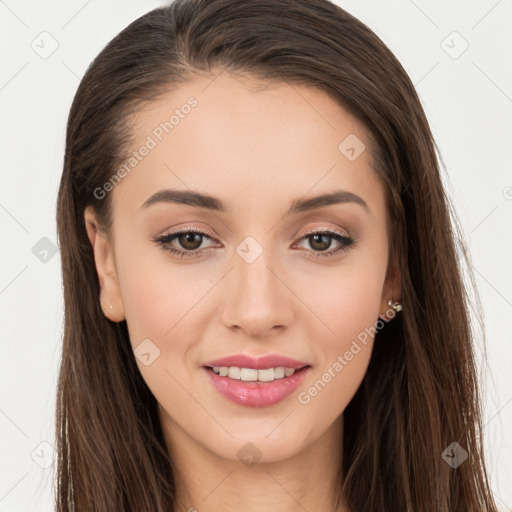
[202,354,310,370]
[202,365,312,407]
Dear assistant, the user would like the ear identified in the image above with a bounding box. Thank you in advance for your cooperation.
[379,253,402,320]
[84,206,125,322]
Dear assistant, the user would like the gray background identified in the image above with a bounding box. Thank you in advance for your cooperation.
[0,0,511,510]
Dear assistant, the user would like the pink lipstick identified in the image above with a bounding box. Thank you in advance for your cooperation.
[202,354,311,407]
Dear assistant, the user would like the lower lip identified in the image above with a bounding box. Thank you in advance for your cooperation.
[202,366,311,407]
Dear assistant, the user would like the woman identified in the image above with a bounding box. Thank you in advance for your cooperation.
[55,0,498,510]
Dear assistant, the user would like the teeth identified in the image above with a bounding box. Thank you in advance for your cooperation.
[240,368,258,381]
[228,367,241,379]
[211,366,298,382]
[273,367,285,379]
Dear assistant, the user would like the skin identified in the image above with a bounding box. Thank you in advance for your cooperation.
[85,71,401,512]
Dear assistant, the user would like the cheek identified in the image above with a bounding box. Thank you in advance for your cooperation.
[116,240,211,344]
[296,341,372,425]
[295,250,386,411]
[304,258,385,346]
[117,253,205,411]
[297,277,380,417]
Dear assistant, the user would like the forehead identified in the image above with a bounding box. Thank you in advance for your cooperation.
[111,72,385,218]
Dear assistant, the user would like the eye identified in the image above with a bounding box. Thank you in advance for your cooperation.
[152,227,356,259]
[152,228,217,258]
[293,229,356,258]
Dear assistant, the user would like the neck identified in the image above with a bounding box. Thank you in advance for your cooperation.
[159,408,347,512]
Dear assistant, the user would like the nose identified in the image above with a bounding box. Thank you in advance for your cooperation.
[220,247,294,338]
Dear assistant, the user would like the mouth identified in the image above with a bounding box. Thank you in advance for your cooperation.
[204,364,310,382]
[202,364,312,407]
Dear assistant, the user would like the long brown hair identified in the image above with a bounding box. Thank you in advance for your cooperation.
[55,0,498,510]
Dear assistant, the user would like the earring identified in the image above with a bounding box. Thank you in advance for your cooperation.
[379,298,402,320]
[101,303,114,320]
[387,299,402,312]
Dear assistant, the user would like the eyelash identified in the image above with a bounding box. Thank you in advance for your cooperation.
[152,227,356,259]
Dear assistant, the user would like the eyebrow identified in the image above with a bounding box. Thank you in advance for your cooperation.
[139,188,370,215]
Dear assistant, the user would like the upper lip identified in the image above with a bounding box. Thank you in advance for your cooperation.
[203,354,310,370]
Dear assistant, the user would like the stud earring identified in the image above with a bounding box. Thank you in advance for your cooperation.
[387,299,402,312]
[101,303,114,320]
[378,298,402,320]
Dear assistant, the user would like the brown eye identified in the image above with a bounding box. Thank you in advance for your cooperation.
[295,230,356,258]
[152,229,217,258]
[176,232,204,251]
[308,233,334,251]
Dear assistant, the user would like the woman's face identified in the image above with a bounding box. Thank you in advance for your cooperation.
[86,72,399,464]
